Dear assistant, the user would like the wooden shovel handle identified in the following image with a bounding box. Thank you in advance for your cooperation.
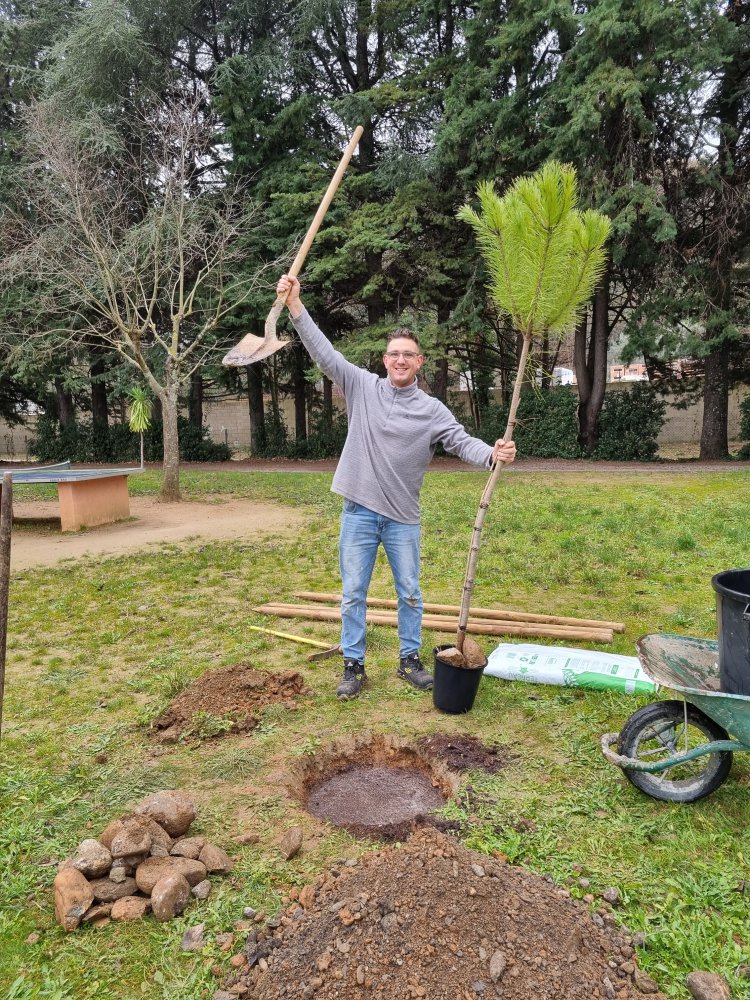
[272,125,364,318]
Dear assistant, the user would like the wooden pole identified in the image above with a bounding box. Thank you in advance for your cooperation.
[253,604,613,643]
[0,474,12,741]
[456,333,533,653]
[292,591,625,632]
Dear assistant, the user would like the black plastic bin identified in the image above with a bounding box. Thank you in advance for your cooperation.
[432,644,486,714]
[711,569,750,695]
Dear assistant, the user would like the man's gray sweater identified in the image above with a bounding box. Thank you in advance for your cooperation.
[292,308,494,524]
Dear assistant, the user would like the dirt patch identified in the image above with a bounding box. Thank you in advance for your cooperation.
[152,663,306,742]
[289,733,459,841]
[417,733,514,774]
[308,766,446,837]
[230,826,665,1000]
[9,496,307,570]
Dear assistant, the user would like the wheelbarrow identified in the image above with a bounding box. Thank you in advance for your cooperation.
[601,633,750,802]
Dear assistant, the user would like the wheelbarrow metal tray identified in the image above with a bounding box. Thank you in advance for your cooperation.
[637,633,750,745]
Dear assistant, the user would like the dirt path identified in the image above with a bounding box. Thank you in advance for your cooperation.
[10,497,307,571]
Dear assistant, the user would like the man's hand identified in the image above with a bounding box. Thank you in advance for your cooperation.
[277,274,303,319]
[492,439,517,465]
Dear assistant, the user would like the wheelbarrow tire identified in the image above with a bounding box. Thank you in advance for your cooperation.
[618,700,733,803]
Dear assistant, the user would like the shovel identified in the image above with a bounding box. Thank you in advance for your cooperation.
[223,125,364,366]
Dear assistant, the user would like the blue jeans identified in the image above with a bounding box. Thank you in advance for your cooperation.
[339,500,423,663]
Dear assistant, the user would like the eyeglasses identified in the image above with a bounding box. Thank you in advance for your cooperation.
[385,351,419,360]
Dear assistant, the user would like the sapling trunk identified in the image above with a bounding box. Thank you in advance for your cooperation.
[0,474,12,740]
[455,334,532,653]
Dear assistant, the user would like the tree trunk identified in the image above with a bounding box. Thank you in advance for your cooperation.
[322,375,333,432]
[700,344,730,459]
[292,343,307,441]
[698,0,747,458]
[89,350,108,427]
[575,274,610,453]
[158,361,181,501]
[246,364,266,454]
[432,357,449,403]
[188,371,203,428]
[54,378,74,429]
[89,344,108,461]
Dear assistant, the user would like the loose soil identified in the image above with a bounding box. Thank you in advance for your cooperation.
[9,496,307,570]
[152,663,306,742]
[289,733,460,841]
[232,827,665,1000]
[416,734,514,774]
[307,766,446,833]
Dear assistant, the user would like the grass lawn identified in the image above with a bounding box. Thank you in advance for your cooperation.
[2,468,750,1000]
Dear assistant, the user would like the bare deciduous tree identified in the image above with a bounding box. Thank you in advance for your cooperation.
[1,95,271,500]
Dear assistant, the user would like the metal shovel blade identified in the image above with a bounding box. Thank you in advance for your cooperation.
[222,332,289,366]
[223,297,289,366]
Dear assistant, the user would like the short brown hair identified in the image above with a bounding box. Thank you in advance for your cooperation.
[386,328,420,349]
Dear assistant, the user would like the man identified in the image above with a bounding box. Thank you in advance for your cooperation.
[276,274,517,700]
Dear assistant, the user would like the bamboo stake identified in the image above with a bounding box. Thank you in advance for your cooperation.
[247,625,334,649]
[253,604,613,643]
[292,591,625,632]
[456,334,533,653]
[0,474,12,741]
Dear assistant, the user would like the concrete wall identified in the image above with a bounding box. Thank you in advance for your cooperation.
[2,382,747,460]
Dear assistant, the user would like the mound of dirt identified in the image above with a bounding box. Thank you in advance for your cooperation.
[152,664,306,742]
[417,734,514,774]
[226,828,664,1000]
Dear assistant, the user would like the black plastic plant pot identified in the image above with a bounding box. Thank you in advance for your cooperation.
[712,569,750,695]
[432,644,486,714]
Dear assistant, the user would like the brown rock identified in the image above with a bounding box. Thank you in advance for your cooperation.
[234,832,260,845]
[151,873,191,922]
[88,876,138,902]
[192,879,212,900]
[686,971,731,1000]
[134,791,197,837]
[109,859,135,883]
[81,903,113,923]
[298,885,316,909]
[98,817,126,850]
[54,869,95,931]
[111,895,152,921]
[199,843,234,874]
[70,839,112,879]
[278,827,303,860]
[633,968,660,994]
[171,837,206,860]
[25,932,40,945]
[135,856,207,894]
[136,816,174,851]
[110,817,152,859]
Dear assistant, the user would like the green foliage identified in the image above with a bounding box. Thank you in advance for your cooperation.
[458,161,612,339]
[29,415,231,463]
[286,410,349,460]
[738,396,750,459]
[479,388,583,459]
[593,383,667,461]
[127,388,152,434]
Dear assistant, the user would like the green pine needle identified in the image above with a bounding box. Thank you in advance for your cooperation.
[458,160,612,339]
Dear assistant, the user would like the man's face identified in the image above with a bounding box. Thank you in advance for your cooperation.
[383,337,423,388]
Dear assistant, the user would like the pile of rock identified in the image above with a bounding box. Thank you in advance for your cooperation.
[53,790,234,931]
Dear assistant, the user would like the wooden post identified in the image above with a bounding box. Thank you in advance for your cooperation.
[0,473,12,741]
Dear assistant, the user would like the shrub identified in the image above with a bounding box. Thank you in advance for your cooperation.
[30,414,231,462]
[477,387,583,458]
[287,409,349,459]
[738,395,750,459]
[593,382,666,461]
